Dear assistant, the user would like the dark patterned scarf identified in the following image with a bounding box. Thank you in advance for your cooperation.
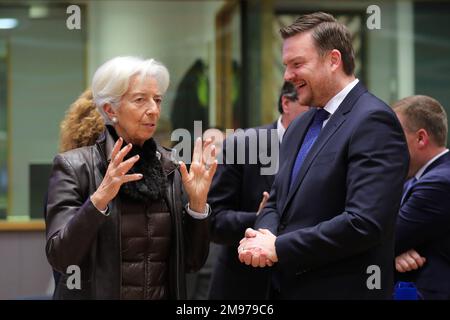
[107,125,168,202]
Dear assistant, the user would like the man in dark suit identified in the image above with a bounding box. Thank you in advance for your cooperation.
[393,95,450,300]
[208,82,309,299]
[238,12,409,299]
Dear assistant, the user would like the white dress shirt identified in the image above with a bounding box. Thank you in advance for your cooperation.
[277,116,286,144]
[322,78,359,127]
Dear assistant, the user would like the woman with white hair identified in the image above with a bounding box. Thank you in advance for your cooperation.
[45,56,217,299]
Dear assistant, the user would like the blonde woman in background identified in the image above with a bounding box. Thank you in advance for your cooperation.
[47,88,104,296]
[59,89,104,152]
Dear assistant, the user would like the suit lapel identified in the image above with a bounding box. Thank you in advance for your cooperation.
[400,178,416,206]
[264,121,279,187]
[422,152,450,176]
[280,82,368,217]
[281,112,346,215]
[401,152,450,206]
[255,121,278,189]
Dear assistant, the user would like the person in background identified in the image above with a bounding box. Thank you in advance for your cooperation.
[207,81,309,299]
[393,95,450,299]
[46,88,104,294]
[59,89,104,153]
[276,81,311,143]
[187,127,226,299]
[45,56,217,299]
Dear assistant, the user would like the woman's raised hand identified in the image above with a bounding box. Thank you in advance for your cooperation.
[91,138,143,211]
[179,137,218,212]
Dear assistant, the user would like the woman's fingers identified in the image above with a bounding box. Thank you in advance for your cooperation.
[191,137,218,173]
[203,137,214,149]
[192,137,202,164]
[202,138,214,161]
[112,143,133,166]
[110,137,123,163]
[202,141,214,166]
[205,160,218,179]
[179,161,190,183]
[121,173,143,183]
[115,154,140,175]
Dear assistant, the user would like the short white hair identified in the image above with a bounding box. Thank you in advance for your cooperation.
[91,56,170,124]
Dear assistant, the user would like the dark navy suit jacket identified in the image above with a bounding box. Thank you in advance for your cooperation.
[255,82,409,299]
[208,122,278,299]
[395,151,450,299]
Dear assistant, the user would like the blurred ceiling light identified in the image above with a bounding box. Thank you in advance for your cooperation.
[0,18,18,29]
[29,5,49,19]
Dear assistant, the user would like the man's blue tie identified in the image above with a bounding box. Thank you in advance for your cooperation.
[289,108,330,190]
[401,177,417,206]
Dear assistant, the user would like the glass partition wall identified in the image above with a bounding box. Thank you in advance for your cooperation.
[1,0,449,223]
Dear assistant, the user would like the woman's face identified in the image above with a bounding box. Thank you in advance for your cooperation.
[106,74,162,146]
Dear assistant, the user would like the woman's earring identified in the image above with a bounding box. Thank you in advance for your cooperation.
[112,117,118,124]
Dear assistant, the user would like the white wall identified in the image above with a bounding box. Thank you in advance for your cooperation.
[10,6,85,216]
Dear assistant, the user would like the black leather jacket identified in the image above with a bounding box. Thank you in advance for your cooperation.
[45,130,210,299]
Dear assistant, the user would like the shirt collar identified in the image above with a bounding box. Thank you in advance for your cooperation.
[323,78,359,116]
[277,115,286,143]
[415,148,449,180]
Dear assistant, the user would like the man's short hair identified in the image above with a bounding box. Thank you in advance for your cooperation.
[278,81,298,114]
[280,12,355,76]
[393,95,448,147]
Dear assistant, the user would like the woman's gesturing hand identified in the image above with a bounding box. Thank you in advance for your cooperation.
[91,137,143,211]
[179,137,218,212]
